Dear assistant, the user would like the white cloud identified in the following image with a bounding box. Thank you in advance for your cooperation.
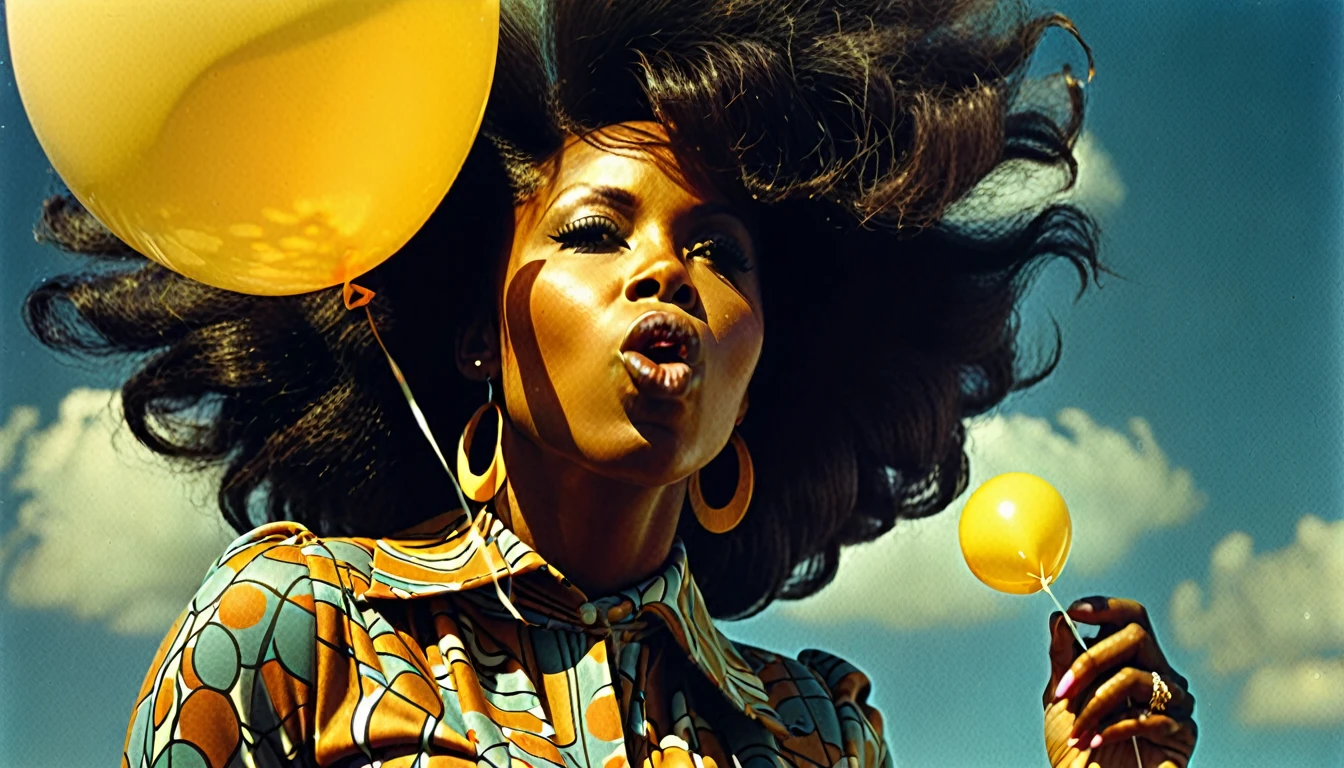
[1170,515,1344,726]
[779,408,1204,629]
[944,130,1127,224]
[0,405,38,473]
[1239,658,1344,727]
[0,389,236,635]
[1171,516,1344,673]
[966,409,1207,575]
[1070,132,1126,213]
[780,503,1015,630]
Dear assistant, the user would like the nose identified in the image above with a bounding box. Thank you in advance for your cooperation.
[624,242,698,311]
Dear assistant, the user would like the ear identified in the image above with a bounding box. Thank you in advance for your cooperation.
[454,313,502,382]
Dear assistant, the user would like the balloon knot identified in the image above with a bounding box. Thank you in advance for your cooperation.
[343,280,375,310]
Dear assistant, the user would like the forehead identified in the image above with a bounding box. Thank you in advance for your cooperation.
[538,123,728,209]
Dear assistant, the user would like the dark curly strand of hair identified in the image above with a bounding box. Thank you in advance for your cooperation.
[24,0,1104,618]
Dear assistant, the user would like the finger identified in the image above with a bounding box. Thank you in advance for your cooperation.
[1064,597,1161,664]
[1044,612,1081,708]
[1065,596,1154,637]
[1054,621,1167,703]
[1066,596,1193,700]
[1071,667,1193,739]
[1095,714,1197,763]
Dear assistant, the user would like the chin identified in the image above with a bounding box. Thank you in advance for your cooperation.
[580,419,698,487]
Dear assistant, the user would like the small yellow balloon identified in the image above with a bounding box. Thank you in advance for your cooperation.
[958,472,1072,595]
[7,0,498,295]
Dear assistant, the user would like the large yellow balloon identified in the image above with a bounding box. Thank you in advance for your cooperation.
[958,472,1072,595]
[7,0,498,295]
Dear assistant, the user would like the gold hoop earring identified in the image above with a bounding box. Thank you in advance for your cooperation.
[457,397,507,502]
[689,429,754,534]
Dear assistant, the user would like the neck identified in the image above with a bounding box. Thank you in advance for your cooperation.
[491,418,683,596]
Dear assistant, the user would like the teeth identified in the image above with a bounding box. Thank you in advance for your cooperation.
[626,313,697,368]
[642,324,685,356]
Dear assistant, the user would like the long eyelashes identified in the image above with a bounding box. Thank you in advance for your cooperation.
[549,215,629,253]
[685,235,753,274]
[548,215,753,275]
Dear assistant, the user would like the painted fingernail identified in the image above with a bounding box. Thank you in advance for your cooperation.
[1066,737,1080,749]
[1054,670,1074,699]
[1068,601,1093,614]
[1089,734,1103,749]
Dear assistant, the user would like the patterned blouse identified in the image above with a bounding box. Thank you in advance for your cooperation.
[121,508,892,768]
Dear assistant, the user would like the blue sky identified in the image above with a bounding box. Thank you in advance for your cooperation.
[2,1,1342,767]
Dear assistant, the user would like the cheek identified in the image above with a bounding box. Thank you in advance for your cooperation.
[698,274,764,388]
[503,259,624,394]
[502,258,669,466]
[534,262,604,314]
[531,262,622,366]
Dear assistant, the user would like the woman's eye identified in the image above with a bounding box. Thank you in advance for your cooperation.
[686,234,753,275]
[549,215,629,253]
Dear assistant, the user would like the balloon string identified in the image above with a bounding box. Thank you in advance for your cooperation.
[345,280,523,622]
[1039,575,1145,768]
[1039,579,1089,651]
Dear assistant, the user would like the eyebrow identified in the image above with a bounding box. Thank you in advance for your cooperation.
[543,185,744,224]
[542,185,637,218]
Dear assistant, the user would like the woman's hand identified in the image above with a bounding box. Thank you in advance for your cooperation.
[1042,596,1198,768]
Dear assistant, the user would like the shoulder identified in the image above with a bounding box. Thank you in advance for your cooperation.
[168,520,381,694]
[181,520,379,675]
[197,520,378,609]
[123,522,380,765]
[733,643,891,768]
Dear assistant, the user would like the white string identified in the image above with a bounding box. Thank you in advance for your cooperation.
[1039,574,1144,768]
[464,378,524,621]
[367,326,522,622]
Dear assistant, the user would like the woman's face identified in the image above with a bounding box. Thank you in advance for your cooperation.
[489,121,764,486]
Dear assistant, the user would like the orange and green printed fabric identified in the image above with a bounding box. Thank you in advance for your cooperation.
[122,508,893,768]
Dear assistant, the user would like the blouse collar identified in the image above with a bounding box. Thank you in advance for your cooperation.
[356,508,789,739]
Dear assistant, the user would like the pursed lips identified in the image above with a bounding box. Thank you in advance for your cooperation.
[618,310,703,398]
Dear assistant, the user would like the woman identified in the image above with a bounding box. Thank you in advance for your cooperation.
[25,0,1197,766]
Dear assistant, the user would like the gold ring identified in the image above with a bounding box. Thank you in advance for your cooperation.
[1149,671,1172,713]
